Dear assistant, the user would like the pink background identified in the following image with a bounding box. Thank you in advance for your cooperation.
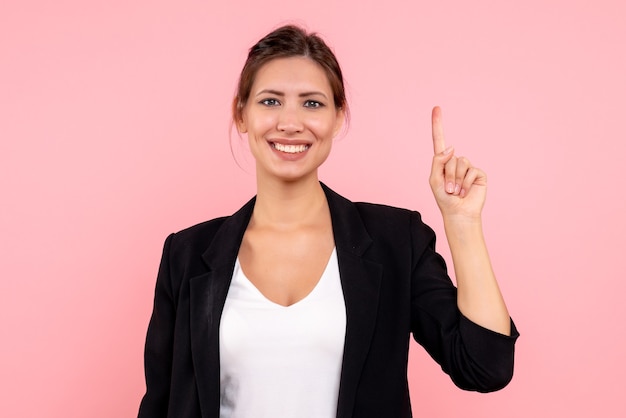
[2,0,625,416]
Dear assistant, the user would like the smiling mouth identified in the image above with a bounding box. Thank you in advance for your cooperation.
[271,143,310,154]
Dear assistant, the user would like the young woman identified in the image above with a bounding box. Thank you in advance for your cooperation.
[138,25,519,418]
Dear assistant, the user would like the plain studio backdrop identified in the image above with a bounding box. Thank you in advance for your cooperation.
[1,0,624,417]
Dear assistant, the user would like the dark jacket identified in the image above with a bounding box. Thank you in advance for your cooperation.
[138,184,519,418]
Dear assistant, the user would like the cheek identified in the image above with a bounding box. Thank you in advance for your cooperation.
[259,117,279,136]
[243,111,275,137]
[310,115,339,138]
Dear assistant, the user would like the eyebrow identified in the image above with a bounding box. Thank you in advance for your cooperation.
[255,89,329,100]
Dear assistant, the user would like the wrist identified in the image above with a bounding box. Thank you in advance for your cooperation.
[442,213,483,228]
[442,215,485,243]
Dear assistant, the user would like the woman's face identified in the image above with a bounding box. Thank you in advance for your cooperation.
[238,56,344,184]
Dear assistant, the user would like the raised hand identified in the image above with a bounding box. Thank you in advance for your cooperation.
[429,106,487,220]
[429,106,511,336]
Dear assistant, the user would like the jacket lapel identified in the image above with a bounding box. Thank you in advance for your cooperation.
[190,197,255,418]
[322,184,383,418]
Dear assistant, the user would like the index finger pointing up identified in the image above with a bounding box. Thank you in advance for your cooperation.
[431,106,446,154]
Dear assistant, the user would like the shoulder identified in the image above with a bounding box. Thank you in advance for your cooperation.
[323,183,436,245]
[353,201,415,236]
[323,182,415,224]
[160,196,255,271]
[156,217,230,271]
[328,190,436,260]
[168,196,256,251]
[354,202,436,248]
[353,201,415,222]
[170,216,229,246]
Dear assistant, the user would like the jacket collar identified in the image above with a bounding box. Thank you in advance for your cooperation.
[191,183,382,418]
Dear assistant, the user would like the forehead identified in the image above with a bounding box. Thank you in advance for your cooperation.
[252,56,332,93]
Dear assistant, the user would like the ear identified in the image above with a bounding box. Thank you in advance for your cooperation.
[232,98,247,133]
[332,108,345,137]
[237,118,248,134]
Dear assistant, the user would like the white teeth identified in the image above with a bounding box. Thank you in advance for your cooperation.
[273,143,309,153]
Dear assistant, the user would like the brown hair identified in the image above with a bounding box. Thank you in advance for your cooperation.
[232,25,349,123]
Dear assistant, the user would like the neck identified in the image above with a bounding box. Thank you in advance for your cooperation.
[252,175,328,228]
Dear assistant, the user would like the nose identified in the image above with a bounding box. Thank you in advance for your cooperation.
[276,105,304,134]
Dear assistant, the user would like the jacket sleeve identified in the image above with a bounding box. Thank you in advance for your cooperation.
[138,234,176,417]
[409,212,519,392]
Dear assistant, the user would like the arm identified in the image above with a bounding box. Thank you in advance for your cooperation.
[138,234,176,418]
[429,106,510,335]
[410,211,518,392]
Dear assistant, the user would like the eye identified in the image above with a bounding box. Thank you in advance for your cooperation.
[304,100,324,109]
[260,98,280,106]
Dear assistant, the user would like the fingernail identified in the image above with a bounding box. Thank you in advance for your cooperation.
[460,188,466,197]
[454,184,460,195]
[447,182,454,193]
[444,146,453,155]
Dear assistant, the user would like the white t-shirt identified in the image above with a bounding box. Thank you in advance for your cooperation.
[219,248,346,418]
